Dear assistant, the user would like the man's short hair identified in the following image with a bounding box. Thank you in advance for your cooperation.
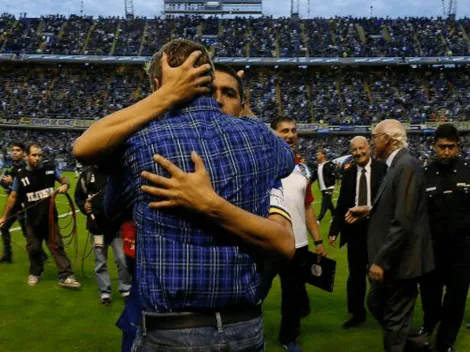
[145,39,213,88]
[434,123,459,143]
[11,142,25,151]
[213,63,245,104]
[270,116,296,130]
[26,143,41,155]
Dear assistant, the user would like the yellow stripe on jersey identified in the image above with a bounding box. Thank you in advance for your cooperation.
[269,206,292,223]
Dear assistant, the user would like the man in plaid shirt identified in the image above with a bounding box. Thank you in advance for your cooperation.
[103,40,294,351]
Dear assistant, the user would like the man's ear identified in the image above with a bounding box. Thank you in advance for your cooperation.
[152,78,161,92]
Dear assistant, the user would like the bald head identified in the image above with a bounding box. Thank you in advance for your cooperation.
[350,136,371,167]
[372,119,408,160]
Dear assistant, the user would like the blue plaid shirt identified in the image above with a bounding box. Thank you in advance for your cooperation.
[106,96,294,312]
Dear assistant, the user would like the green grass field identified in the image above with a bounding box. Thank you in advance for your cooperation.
[0,172,469,352]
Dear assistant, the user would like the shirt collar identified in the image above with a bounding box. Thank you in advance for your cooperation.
[357,158,371,172]
[169,96,220,116]
[386,148,401,167]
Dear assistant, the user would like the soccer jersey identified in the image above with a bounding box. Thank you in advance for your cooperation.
[281,158,314,249]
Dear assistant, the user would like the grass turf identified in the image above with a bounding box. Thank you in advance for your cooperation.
[0,172,469,351]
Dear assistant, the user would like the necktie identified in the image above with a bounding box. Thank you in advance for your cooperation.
[358,168,368,206]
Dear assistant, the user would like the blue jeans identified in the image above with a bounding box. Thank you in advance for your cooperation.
[94,236,132,296]
[131,315,265,352]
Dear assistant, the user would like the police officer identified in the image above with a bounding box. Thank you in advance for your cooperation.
[419,124,470,352]
[74,165,131,305]
[0,143,80,288]
[0,142,27,263]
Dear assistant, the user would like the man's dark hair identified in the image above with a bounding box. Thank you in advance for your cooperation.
[145,39,213,88]
[434,123,459,143]
[270,116,296,130]
[11,142,25,151]
[214,63,245,104]
[26,143,41,155]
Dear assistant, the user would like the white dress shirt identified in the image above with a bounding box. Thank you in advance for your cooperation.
[386,149,401,168]
[355,159,372,207]
[318,162,326,191]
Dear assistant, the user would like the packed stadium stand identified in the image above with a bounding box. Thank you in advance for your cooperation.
[1,14,470,57]
[1,14,470,167]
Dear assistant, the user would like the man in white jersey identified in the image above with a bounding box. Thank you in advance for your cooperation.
[263,116,326,352]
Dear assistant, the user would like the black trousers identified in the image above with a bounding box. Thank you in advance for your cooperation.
[262,246,310,344]
[420,237,470,350]
[346,237,368,317]
[318,190,335,221]
[368,280,418,352]
[0,207,27,259]
[26,219,73,279]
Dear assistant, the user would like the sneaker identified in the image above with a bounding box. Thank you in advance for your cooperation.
[281,342,302,352]
[121,291,130,299]
[27,275,40,286]
[100,294,112,306]
[0,255,12,264]
[59,275,81,288]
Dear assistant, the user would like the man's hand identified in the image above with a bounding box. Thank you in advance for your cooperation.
[328,235,337,247]
[141,152,218,213]
[315,244,327,256]
[368,264,384,283]
[160,51,213,107]
[1,175,12,186]
[57,184,69,194]
[84,200,93,214]
[345,206,370,224]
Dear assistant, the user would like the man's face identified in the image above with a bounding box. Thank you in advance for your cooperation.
[11,146,24,161]
[274,121,298,150]
[213,71,243,117]
[371,127,388,160]
[27,147,43,169]
[350,139,371,167]
[434,138,458,164]
[316,151,325,163]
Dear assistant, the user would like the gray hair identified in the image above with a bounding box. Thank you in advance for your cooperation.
[378,119,408,149]
[349,136,369,148]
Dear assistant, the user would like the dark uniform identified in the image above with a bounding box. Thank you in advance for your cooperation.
[0,160,27,262]
[421,158,470,351]
[14,162,74,279]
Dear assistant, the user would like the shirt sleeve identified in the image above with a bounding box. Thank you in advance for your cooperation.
[305,180,314,205]
[268,185,291,223]
[55,169,63,179]
[11,178,19,192]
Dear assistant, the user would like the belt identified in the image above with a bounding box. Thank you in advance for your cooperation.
[142,305,262,331]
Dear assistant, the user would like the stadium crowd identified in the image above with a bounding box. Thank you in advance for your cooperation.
[1,63,470,123]
[1,14,470,57]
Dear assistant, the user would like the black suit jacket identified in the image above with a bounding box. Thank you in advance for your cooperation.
[317,160,338,189]
[329,159,387,248]
[368,149,435,281]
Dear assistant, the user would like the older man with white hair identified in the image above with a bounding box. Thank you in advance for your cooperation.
[346,120,435,352]
[329,136,387,329]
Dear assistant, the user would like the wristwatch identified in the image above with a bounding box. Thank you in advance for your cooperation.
[314,239,323,246]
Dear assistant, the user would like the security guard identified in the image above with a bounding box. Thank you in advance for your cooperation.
[419,124,470,352]
[0,143,80,288]
[0,142,27,263]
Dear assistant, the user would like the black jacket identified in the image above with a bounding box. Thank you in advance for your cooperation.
[74,166,118,239]
[368,149,435,281]
[329,159,387,248]
[317,160,338,189]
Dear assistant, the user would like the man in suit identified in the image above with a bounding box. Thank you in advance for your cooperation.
[316,150,337,222]
[346,119,435,352]
[329,136,387,329]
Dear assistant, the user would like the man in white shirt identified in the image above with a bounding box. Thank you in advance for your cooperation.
[316,150,337,222]
[264,116,327,352]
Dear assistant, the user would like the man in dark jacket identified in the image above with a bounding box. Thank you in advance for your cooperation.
[74,165,131,305]
[316,150,337,222]
[329,136,387,329]
[419,124,470,352]
[346,120,435,352]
